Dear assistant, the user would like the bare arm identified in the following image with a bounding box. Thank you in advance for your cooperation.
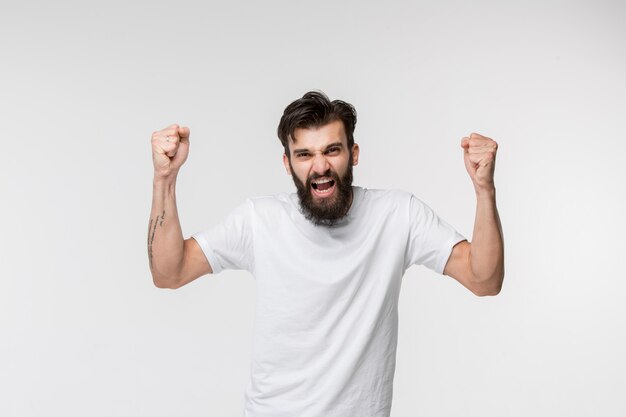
[148,124,212,289]
[444,133,504,296]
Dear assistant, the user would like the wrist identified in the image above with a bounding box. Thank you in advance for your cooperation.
[153,174,178,190]
[474,184,496,199]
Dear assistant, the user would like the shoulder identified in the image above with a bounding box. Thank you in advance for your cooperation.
[351,187,419,225]
[360,187,416,208]
[358,187,439,223]
[247,192,293,210]
[240,193,299,223]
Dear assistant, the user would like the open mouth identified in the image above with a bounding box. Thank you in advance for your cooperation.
[311,178,336,196]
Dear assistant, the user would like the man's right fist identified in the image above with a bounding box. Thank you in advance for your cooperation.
[151,124,190,178]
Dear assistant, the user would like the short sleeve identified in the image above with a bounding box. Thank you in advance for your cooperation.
[404,195,466,274]
[191,199,255,274]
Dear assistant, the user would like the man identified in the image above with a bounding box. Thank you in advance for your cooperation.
[148,91,504,417]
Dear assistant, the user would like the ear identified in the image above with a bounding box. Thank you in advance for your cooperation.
[282,153,292,175]
[351,143,360,166]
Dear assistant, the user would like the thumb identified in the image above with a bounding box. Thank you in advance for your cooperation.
[178,126,190,142]
[461,137,475,176]
[461,136,470,151]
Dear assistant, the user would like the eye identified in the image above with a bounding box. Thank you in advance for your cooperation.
[295,152,310,158]
[325,146,341,155]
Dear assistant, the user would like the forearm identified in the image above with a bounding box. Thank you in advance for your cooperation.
[469,187,504,289]
[148,175,184,288]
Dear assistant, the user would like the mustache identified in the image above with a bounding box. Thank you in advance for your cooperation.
[307,170,338,183]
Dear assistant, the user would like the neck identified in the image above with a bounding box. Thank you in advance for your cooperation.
[343,186,354,216]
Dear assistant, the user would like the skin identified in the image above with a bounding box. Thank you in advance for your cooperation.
[283,119,359,214]
[148,124,504,297]
[148,124,211,288]
[442,133,504,296]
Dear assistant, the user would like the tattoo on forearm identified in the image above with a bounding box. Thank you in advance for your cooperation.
[147,218,154,270]
[148,210,165,270]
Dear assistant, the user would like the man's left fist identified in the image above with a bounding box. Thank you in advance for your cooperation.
[461,133,498,191]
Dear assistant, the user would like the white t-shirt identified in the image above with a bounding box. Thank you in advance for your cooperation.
[192,186,465,417]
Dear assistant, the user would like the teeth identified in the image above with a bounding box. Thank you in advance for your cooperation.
[315,187,333,193]
[312,178,332,184]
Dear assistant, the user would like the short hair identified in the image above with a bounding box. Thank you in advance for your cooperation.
[277,91,357,155]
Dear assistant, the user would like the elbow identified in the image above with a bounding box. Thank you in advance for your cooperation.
[472,271,504,297]
[474,286,501,297]
[152,273,182,289]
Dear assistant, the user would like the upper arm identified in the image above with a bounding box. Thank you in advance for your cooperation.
[443,240,495,296]
[173,238,213,288]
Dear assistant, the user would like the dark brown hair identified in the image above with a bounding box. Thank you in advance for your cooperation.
[277,91,357,155]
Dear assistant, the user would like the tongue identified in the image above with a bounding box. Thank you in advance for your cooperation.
[317,181,333,191]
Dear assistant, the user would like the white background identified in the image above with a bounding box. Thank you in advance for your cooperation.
[1,0,625,416]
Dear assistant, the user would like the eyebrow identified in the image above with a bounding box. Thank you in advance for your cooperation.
[292,142,344,154]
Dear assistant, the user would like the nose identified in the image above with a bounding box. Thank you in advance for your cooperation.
[311,153,330,175]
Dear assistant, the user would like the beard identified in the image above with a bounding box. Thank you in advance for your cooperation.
[290,158,354,227]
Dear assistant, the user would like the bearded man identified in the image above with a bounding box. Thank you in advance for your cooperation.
[147,91,504,417]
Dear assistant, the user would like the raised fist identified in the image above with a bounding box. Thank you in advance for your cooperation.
[151,124,190,179]
[461,132,498,191]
